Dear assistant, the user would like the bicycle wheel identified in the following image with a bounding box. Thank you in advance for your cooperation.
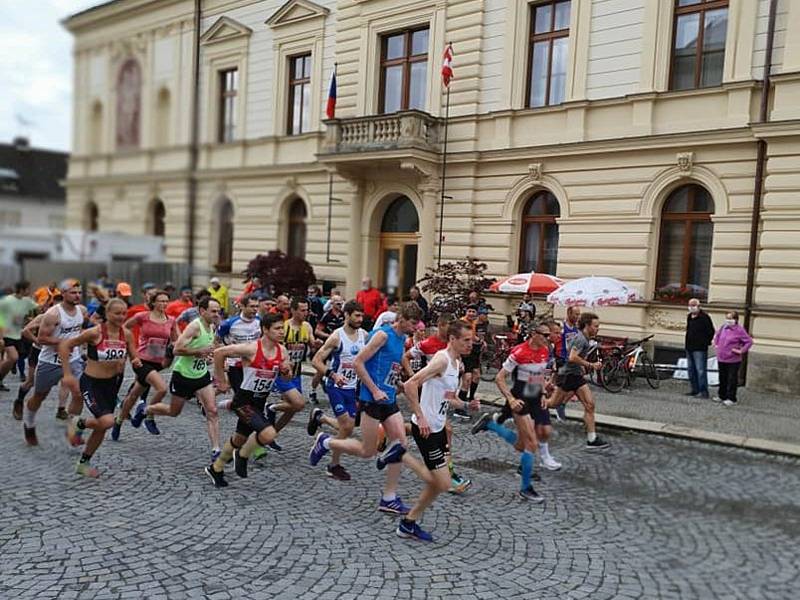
[641,353,660,389]
[601,360,626,393]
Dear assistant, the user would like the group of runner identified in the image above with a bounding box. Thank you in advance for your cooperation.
[0,277,610,542]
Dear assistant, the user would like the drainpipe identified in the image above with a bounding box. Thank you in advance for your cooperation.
[742,0,778,383]
[186,0,202,287]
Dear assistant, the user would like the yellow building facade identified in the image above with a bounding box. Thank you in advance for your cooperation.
[65,0,800,394]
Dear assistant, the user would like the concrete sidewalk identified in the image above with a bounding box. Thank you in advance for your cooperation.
[476,377,800,458]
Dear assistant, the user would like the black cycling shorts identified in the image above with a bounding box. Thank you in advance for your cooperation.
[559,373,587,393]
[133,360,164,387]
[501,393,551,427]
[231,392,271,438]
[80,373,122,418]
[362,401,400,423]
[170,371,212,400]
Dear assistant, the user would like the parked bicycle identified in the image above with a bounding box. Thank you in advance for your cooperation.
[480,332,517,382]
[600,334,660,393]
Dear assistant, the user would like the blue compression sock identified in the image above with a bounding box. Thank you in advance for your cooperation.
[520,451,534,491]
[486,420,518,445]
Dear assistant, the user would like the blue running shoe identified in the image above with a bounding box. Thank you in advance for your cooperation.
[378,496,410,515]
[111,418,122,441]
[376,441,406,470]
[130,401,146,428]
[309,432,330,466]
[396,519,433,542]
[144,417,160,435]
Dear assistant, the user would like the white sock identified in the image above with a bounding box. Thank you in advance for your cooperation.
[382,493,396,502]
[587,431,597,443]
[322,436,331,450]
[539,442,550,459]
[23,406,36,428]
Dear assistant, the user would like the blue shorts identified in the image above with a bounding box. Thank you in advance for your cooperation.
[327,385,358,418]
[274,375,302,394]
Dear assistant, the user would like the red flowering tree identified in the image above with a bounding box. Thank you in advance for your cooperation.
[417,257,495,318]
[244,250,316,299]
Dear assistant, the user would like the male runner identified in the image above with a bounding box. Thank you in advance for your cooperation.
[399,319,473,541]
[455,304,482,419]
[132,297,222,458]
[554,306,581,420]
[205,313,292,487]
[309,302,430,515]
[547,312,610,450]
[216,294,261,393]
[310,294,344,403]
[308,300,367,481]
[24,279,88,446]
[0,281,38,392]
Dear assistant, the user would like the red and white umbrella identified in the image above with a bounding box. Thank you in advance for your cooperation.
[490,272,565,295]
[546,276,642,307]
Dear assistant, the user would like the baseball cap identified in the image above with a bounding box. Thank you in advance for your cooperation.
[59,278,81,291]
[116,282,133,296]
[142,282,156,291]
[210,277,220,284]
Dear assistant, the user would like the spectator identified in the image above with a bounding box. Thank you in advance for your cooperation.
[356,277,382,329]
[208,277,230,316]
[306,285,324,329]
[407,285,429,322]
[163,281,177,299]
[712,311,753,407]
[273,294,291,321]
[323,287,341,313]
[685,298,715,399]
[166,286,194,320]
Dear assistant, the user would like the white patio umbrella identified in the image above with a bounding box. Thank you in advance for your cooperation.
[546,276,642,307]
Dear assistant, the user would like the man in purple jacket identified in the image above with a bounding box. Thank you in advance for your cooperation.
[685,298,715,399]
[712,310,753,406]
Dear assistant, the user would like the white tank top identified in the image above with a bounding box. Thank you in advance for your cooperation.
[331,327,367,390]
[412,349,460,434]
[39,304,84,365]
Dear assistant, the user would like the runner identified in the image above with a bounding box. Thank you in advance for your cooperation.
[311,294,345,404]
[113,290,177,440]
[0,281,38,392]
[216,294,261,394]
[307,300,367,481]
[556,306,581,421]
[205,313,292,487]
[23,279,88,446]
[546,312,610,450]
[398,319,473,541]
[129,297,221,456]
[372,296,399,330]
[455,304,482,420]
[166,286,194,322]
[308,302,430,516]
[59,298,139,477]
[14,312,44,420]
[471,323,556,502]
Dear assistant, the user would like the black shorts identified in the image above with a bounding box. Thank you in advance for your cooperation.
[462,353,480,371]
[170,371,212,399]
[227,365,244,393]
[133,360,163,387]
[362,401,400,423]
[501,393,551,427]
[80,373,122,418]
[411,422,449,471]
[2,337,22,353]
[231,392,271,437]
[28,346,41,368]
[559,372,587,392]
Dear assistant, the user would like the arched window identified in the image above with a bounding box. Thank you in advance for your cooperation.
[215,199,234,272]
[116,58,141,149]
[381,196,419,233]
[85,201,99,232]
[155,88,171,147]
[656,184,714,301]
[287,198,307,259]
[89,101,103,154]
[150,199,166,237]
[518,190,560,274]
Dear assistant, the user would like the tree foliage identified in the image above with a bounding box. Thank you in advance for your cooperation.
[244,250,316,299]
[417,257,495,318]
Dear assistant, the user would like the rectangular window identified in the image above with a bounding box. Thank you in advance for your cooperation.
[670,0,728,91]
[379,27,429,114]
[218,68,238,143]
[527,1,571,108]
[288,54,312,135]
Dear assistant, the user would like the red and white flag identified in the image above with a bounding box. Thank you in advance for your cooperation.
[441,43,453,87]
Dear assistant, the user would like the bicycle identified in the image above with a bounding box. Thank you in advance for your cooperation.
[600,334,660,393]
[480,332,517,382]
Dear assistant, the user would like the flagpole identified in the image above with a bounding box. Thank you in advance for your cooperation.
[325,63,338,264]
[437,45,452,268]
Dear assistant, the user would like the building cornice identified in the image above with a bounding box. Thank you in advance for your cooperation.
[62,0,188,33]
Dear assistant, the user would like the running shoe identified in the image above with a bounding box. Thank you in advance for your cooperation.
[264,403,277,426]
[452,408,470,421]
[310,391,319,405]
[519,486,544,503]
[23,424,38,446]
[396,519,433,542]
[55,407,69,421]
[111,419,122,441]
[326,464,351,481]
[65,419,83,447]
[0,381,9,392]
[555,404,566,421]
[712,396,723,403]
[307,407,323,436]
[144,417,160,435]
[12,400,23,421]
[267,440,282,452]
[376,441,406,470]
[722,399,738,407]
[378,496,410,515]
[252,446,268,461]
[541,456,562,471]
[211,448,221,462]
[130,401,146,428]
[448,475,471,494]
[233,449,248,478]
[309,432,330,466]
[586,437,610,450]
[204,465,229,488]
[471,412,493,435]
[76,462,100,478]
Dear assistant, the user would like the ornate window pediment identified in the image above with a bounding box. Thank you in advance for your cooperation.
[266,0,330,28]
[200,16,252,46]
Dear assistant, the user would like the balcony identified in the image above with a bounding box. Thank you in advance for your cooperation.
[321,110,442,157]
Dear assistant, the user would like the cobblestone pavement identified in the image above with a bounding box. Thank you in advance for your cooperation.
[2,374,799,600]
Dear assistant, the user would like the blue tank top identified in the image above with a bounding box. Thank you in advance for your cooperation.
[359,323,406,404]
[561,321,580,361]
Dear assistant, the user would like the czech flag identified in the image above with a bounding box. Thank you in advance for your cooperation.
[326,69,337,119]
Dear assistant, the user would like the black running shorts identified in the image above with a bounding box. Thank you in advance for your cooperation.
[362,401,400,423]
[411,422,449,471]
[80,373,122,418]
[170,371,212,400]
[559,373,587,393]
[133,360,163,387]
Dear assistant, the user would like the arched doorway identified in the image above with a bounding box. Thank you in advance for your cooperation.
[379,196,419,296]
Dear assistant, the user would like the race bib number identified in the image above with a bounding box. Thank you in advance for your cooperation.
[287,343,305,364]
[383,362,402,388]
[192,358,207,371]
[339,360,356,383]
[102,342,127,362]
[440,390,457,415]
[243,367,277,394]
[147,339,168,359]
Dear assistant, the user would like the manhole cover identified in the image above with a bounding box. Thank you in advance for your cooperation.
[459,458,517,474]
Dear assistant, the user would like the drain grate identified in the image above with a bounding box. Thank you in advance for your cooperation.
[459,458,517,474]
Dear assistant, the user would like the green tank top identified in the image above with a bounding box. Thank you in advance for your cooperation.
[173,318,214,379]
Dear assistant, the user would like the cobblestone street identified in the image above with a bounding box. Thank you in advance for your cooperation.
[2,375,799,600]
